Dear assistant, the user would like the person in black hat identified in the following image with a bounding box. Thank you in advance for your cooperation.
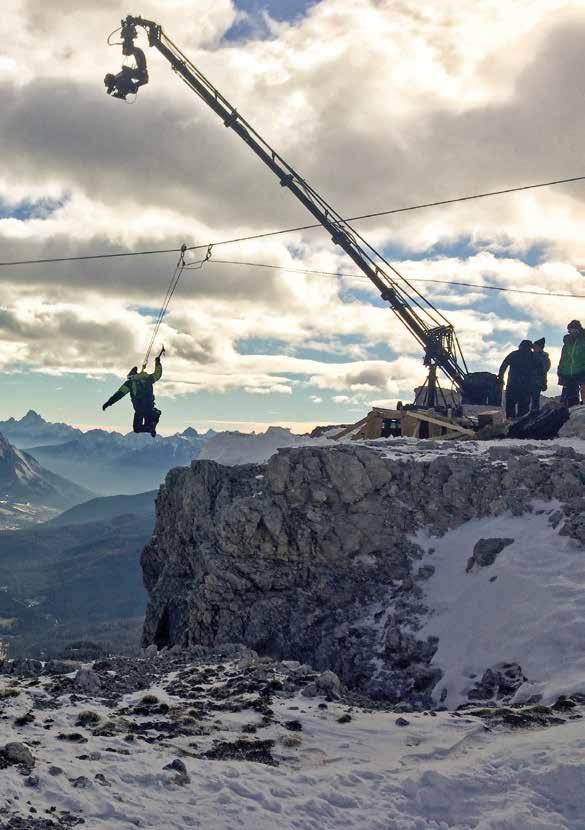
[498,340,540,419]
[530,337,550,412]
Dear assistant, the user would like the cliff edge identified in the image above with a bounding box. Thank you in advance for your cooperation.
[141,440,585,707]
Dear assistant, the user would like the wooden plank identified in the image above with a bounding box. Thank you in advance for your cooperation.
[364,412,385,440]
[400,413,420,438]
[331,415,369,441]
[371,407,402,419]
[405,410,475,436]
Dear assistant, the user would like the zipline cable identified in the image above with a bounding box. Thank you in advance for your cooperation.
[1,174,585,268]
[206,257,585,300]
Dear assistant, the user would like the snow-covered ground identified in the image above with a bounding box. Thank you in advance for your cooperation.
[197,417,585,469]
[0,499,59,531]
[1,655,585,829]
[364,434,585,462]
[417,504,585,710]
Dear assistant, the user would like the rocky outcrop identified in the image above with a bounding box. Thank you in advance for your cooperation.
[141,442,585,705]
[466,538,515,572]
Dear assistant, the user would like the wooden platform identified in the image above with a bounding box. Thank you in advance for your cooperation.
[332,406,503,441]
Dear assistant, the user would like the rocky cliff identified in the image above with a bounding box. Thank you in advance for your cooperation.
[141,440,585,706]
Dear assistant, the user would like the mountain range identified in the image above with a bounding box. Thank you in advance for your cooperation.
[0,489,155,656]
[0,409,82,448]
[28,428,209,495]
[0,431,93,529]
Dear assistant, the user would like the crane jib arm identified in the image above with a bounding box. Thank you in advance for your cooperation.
[105,15,482,395]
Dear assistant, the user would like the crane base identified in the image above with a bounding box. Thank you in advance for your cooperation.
[460,372,502,406]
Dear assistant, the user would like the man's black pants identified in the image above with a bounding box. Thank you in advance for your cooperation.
[530,386,541,412]
[133,407,161,434]
[561,380,580,408]
[506,386,530,419]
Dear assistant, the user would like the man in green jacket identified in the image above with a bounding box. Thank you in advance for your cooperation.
[102,351,163,437]
[558,320,585,407]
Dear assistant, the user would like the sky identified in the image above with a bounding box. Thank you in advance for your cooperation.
[1,0,585,434]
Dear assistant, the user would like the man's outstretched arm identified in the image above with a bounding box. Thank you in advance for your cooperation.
[103,383,130,410]
[497,354,511,382]
[150,356,163,383]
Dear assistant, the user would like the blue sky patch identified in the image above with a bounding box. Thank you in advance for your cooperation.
[382,236,548,266]
[0,196,66,221]
[225,0,316,41]
[132,306,164,319]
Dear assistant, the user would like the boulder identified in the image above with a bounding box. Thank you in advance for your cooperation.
[468,662,527,702]
[74,668,101,694]
[316,670,341,698]
[466,538,514,572]
[3,742,34,767]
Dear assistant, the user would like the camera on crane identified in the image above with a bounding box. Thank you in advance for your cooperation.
[104,65,147,100]
[104,17,148,100]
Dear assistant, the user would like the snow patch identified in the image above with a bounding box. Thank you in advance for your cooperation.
[417,505,585,708]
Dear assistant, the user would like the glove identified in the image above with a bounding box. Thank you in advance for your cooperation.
[102,402,109,411]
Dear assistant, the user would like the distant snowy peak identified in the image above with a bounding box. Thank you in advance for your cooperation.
[28,427,210,496]
[180,427,200,439]
[20,409,45,426]
[0,410,82,449]
[199,426,324,466]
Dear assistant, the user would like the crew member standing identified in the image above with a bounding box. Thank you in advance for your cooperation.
[498,340,539,420]
[558,320,585,407]
[530,337,550,412]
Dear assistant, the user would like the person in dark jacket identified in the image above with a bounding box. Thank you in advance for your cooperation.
[530,337,551,412]
[102,352,163,437]
[558,320,585,407]
[498,340,539,419]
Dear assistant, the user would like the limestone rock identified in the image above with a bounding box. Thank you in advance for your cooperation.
[468,662,527,702]
[139,443,585,706]
[74,668,101,694]
[466,538,514,572]
[44,660,72,675]
[3,742,34,767]
[316,670,341,698]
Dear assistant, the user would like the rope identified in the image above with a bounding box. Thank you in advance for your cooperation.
[140,245,213,369]
[141,245,186,368]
